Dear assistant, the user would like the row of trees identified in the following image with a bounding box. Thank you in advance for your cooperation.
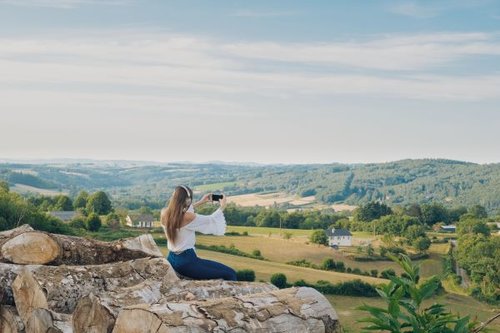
[28,190,113,215]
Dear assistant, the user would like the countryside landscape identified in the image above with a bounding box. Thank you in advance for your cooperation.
[0,159,499,331]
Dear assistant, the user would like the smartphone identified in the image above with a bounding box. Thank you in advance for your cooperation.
[211,194,224,201]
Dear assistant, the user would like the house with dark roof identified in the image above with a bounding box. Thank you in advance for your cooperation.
[126,214,155,228]
[49,211,80,222]
[326,227,352,247]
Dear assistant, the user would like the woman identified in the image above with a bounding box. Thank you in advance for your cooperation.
[161,185,237,281]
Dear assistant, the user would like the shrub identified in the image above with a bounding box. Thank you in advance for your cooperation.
[270,273,287,289]
[283,231,292,240]
[242,231,249,236]
[86,213,102,232]
[321,258,336,271]
[252,249,261,257]
[309,230,328,246]
[335,261,346,272]
[380,268,396,279]
[370,269,378,277]
[70,217,87,230]
[236,269,255,282]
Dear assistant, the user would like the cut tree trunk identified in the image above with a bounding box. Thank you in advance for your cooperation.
[11,268,49,325]
[0,225,163,265]
[0,305,25,333]
[25,308,72,333]
[72,294,115,333]
[0,257,179,313]
[111,287,340,333]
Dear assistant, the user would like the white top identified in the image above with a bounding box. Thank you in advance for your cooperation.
[162,205,227,253]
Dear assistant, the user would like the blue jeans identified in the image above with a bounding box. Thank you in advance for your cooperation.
[167,248,237,281]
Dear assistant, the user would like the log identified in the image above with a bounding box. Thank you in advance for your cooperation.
[0,225,163,265]
[0,257,179,313]
[72,294,115,333]
[25,308,72,333]
[11,268,49,325]
[0,305,25,333]
[111,287,340,333]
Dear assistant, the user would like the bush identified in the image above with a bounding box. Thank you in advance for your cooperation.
[270,273,287,289]
[252,249,262,257]
[370,269,378,277]
[236,269,255,282]
[242,231,249,236]
[293,279,378,297]
[70,217,87,230]
[380,268,396,279]
[321,258,336,271]
[335,261,346,272]
[86,213,102,232]
[309,229,328,246]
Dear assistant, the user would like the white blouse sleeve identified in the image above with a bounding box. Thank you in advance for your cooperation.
[184,208,227,235]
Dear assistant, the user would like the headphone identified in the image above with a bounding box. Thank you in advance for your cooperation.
[179,185,192,212]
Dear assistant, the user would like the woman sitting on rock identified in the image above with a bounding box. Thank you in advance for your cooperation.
[161,185,237,281]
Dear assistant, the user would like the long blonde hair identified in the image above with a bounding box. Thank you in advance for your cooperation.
[161,186,193,243]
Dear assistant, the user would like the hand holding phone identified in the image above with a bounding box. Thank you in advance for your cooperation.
[211,194,224,201]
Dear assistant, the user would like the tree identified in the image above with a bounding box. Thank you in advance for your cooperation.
[457,217,490,236]
[0,181,9,192]
[354,202,392,222]
[270,273,287,289]
[54,195,73,211]
[413,236,431,253]
[321,258,336,271]
[73,191,89,209]
[105,212,121,230]
[309,230,328,246]
[86,213,102,232]
[469,205,488,219]
[70,216,87,230]
[86,191,112,215]
[404,224,427,242]
[420,203,449,226]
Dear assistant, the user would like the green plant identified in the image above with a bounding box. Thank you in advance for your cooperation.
[236,269,255,282]
[270,273,287,289]
[358,254,478,333]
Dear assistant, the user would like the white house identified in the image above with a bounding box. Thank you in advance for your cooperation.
[126,214,155,228]
[326,227,352,247]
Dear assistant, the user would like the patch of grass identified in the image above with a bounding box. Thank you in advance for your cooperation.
[195,182,238,191]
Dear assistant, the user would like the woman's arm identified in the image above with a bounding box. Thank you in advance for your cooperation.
[193,193,211,208]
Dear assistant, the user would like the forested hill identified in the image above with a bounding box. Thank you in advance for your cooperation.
[0,159,499,212]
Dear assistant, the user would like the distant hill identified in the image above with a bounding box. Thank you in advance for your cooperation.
[1,159,499,213]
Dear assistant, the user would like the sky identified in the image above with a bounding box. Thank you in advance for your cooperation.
[1,0,500,164]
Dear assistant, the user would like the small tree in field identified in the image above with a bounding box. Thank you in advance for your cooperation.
[270,273,287,289]
[86,213,102,232]
[310,230,328,246]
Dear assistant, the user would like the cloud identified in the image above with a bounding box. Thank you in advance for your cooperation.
[389,1,438,18]
[0,0,132,9]
[0,30,499,109]
[232,10,297,18]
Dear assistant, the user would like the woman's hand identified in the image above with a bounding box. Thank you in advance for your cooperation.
[219,194,227,211]
[193,193,212,208]
[200,193,212,203]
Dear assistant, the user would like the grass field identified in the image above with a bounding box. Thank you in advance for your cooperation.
[10,184,66,196]
[194,182,238,191]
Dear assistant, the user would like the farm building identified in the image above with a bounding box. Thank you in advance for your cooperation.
[49,211,80,222]
[440,225,457,233]
[326,227,352,247]
[126,214,155,228]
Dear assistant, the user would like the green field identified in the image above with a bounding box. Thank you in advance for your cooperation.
[194,182,238,191]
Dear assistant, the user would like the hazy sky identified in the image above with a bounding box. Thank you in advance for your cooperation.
[1,0,500,164]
